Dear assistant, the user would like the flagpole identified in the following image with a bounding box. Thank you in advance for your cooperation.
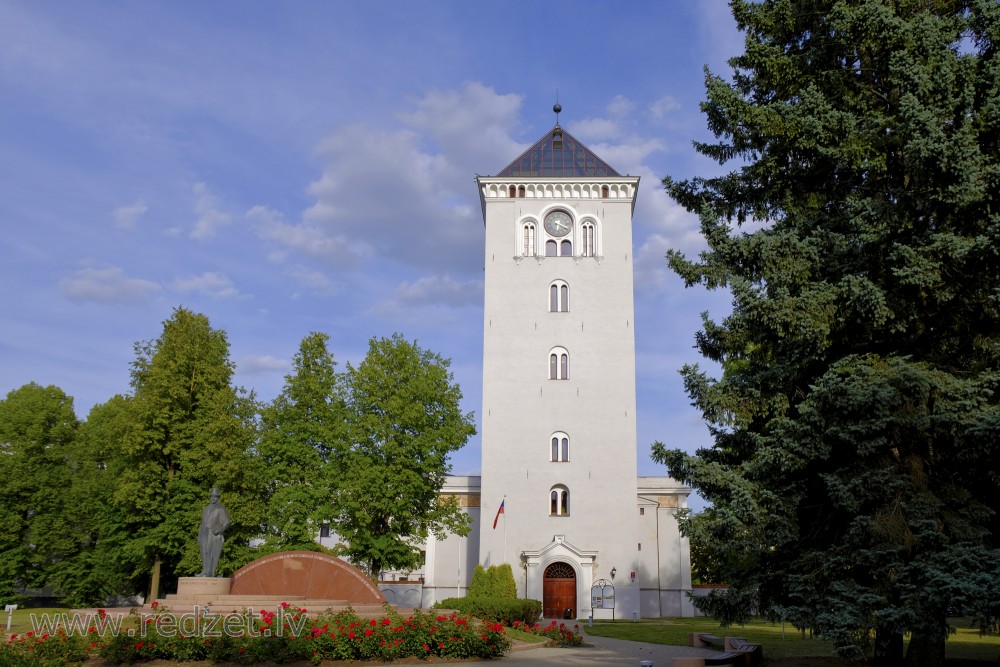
[503,495,507,564]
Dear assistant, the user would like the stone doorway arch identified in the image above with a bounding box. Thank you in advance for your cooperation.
[542,561,576,619]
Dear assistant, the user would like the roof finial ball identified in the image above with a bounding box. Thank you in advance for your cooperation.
[551,101,564,146]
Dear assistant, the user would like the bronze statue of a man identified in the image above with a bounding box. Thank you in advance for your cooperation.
[198,487,230,577]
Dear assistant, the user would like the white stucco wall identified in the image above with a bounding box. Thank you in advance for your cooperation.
[402,169,694,619]
[476,178,643,619]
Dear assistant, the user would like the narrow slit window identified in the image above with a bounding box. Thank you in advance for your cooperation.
[581,223,595,257]
[523,224,536,256]
[549,281,569,312]
[550,486,570,516]
[549,347,569,379]
[550,433,569,462]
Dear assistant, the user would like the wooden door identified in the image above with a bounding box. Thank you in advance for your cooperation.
[542,562,576,618]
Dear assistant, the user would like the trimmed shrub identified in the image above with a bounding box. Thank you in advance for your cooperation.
[468,564,490,598]
[436,597,541,626]
[468,563,517,599]
[491,563,517,598]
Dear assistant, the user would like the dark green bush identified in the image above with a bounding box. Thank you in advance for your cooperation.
[468,564,489,598]
[492,563,517,598]
[436,597,541,625]
[467,563,517,599]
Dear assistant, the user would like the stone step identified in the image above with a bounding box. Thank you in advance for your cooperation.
[162,593,316,603]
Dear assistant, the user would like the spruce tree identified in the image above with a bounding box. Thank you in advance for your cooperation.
[654,2,1000,665]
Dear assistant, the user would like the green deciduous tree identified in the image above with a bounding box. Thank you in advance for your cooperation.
[331,334,475,578]
[654,2,1000,665]
[52,396,137,606]
[258,332,348,550]
[114,307,262,596]
[0,383,78,603]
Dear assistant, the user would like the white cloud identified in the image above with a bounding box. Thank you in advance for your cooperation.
[590,139,666,176]
[236,354,290,375]
[370,274,483,314]
[396,82,525,172]
[572,117,621,141]
[249,83,523,278]
[570,95,666,168]
[58,266,160,304]
[191,182,232,240]
[246,205,370,266]
[287,267,342,296]
[632,164,706,291]
[393,274,483,307]
[172,271,239,299]
[606,95,634,118]
[573,96,636,141]
[112,200,148,229]
[649,96,681,120]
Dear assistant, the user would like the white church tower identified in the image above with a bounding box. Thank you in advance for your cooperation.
[393,106,693,620]
[476,105,646,619]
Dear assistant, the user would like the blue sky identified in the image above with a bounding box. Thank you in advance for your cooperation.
[0,2,743,501]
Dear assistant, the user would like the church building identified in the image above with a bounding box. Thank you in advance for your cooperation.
[378,107,694,620]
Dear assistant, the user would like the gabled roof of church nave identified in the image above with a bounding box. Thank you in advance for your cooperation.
[496,123,622,178]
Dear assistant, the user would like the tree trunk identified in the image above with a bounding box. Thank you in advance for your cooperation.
[148,555,161,602]
[873,627,904,667]
[905,630,945,667]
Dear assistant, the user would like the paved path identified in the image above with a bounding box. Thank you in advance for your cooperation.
[454,625,722,666]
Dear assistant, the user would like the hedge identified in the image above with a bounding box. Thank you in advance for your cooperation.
[435,597,541,626]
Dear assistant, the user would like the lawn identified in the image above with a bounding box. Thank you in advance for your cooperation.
[583,617,1000,662]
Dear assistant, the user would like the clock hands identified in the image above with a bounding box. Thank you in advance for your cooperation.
[545,212,572,236]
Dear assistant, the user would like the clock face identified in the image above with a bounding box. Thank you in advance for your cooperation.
[544,210,572,237]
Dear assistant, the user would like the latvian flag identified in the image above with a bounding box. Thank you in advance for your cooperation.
[492,498,505,529]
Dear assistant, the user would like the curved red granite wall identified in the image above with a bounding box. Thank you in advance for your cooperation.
[229,551,384,604]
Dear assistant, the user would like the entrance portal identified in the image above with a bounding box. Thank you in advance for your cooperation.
[542,561,576,618]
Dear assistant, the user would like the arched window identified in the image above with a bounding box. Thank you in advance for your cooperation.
[549,280,569,312]
[548,347,569,380]
[545,240,557,257]
[560,239,572,256]
[508,185,516,198]
[550,433,569,462]
[517,185,526,198]
[550,485,570,516]
[581,222,595,257]
[601,185,610,199]
[522,223,536,256]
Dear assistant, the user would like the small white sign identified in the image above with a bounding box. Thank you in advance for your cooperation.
[4,604,16,613]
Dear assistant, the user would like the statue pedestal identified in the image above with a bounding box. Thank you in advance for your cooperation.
[176,576,231,597]
[150,553,390,616]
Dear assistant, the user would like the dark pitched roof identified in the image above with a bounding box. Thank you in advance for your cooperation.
[496,125,621,178]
